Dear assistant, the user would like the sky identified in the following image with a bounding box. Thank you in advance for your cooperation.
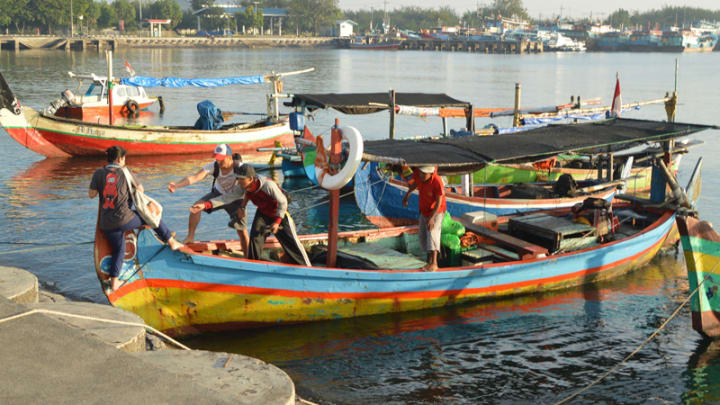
[338,0,720,19]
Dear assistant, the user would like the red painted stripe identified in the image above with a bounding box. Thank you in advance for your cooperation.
[38,129,295,156]
[111,225,668,302]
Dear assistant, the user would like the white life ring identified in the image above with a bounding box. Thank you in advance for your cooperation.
[315,125,364,190]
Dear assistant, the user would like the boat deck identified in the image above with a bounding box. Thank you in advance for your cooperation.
[339,243,426,270]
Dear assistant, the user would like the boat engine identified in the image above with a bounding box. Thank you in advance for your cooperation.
[43,89,75,116]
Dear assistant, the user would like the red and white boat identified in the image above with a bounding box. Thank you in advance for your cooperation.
[0,71,296,158]
[48,72,158,120]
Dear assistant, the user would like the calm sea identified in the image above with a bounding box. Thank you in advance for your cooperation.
[1,48,720,404]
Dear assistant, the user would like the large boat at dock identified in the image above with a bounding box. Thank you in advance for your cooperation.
[92,118,712,336]
[0,70,305,158]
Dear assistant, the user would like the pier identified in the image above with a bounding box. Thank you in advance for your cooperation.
[0,35,335,52]
[0,36,118,52]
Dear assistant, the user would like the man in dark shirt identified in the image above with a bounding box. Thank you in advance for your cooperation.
[193,165,310,266]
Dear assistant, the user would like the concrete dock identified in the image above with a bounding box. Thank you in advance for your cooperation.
[0,266,297,404]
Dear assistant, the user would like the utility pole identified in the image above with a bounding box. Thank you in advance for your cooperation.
[70,0,74,37]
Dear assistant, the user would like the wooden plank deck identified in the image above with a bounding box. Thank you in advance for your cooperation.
[339,243,426,270]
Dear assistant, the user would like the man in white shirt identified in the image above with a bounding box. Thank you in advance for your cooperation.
[167,144,248,254]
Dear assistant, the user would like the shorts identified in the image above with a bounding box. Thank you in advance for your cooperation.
[418,211,444,252]
[199,189,247,231]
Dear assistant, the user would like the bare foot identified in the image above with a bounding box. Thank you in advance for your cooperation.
[422,264,438,272]
[182,235,194,244]
[110,277,121,291]
[168,237,184,251]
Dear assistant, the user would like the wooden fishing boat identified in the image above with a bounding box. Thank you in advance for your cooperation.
[0,71,301,158]
[355,161,622,227]
[95,205,676,337]
[677,215,720,338]
[466,152,682,192]
[91,117,711,337]
[288,91,674,190]
[674,158,720,339]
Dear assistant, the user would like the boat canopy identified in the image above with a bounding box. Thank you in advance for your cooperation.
[288,93,470,114]
[362,118,713,170]
[120,74,265,88]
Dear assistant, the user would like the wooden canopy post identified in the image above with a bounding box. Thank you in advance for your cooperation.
[389,89,396,139]
[512,83,521,127]
[327,118,342,267]
[466,103,474,133]
[106,50,113,125]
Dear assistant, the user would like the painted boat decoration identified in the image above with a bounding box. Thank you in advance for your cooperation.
[0,69,311,157]
[48,72,157,120]
[355,161,621,227]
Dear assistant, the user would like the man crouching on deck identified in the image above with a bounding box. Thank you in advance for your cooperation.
[192,165,311,266]
[402,165,447,272]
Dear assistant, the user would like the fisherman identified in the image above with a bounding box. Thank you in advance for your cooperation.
[90,146,183,291]
[402,165,447,272]
[192,164,310,266]
[167,143,248,254]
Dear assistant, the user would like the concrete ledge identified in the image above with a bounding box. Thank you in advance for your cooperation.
[29,301,147,352]
[0,266,38,303]
[135,350,296,405]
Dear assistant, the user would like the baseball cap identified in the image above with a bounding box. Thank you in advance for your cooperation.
[234,164,255,179]
[213,144,232,161]
[418,166,435,174]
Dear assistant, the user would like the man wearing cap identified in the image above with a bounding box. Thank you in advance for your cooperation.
[193,165,311,266]
[168,144,248,254]
[402,165,447,272]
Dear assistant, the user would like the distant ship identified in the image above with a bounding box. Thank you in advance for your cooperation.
[659,30,718,52]
[348,36,400,50]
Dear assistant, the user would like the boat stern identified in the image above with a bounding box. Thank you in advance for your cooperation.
[677,215,720,338]
[0,72,71,157]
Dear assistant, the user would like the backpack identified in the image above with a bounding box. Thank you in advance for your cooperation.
[211,153,242,191]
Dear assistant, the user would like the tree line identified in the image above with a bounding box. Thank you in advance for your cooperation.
[0,0,718,36]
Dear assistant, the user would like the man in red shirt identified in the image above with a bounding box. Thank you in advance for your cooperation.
[402,165,447,271]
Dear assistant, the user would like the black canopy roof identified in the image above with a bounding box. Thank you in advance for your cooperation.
[288,93,469,114]
[362,118,713,169]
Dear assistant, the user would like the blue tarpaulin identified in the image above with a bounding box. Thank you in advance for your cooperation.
[120,74,265,88]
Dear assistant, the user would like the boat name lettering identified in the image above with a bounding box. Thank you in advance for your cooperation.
[75,126,104,136]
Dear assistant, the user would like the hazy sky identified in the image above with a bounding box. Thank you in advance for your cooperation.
[338,1,720,19]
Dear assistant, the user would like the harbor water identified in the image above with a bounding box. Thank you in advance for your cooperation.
[1,48,720,404]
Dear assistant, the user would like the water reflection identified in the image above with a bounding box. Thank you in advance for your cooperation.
[685,340,720,403]
[183,255,691,404]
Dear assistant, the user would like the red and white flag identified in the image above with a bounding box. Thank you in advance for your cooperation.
[124,60,135,77]
[610,74,622,118]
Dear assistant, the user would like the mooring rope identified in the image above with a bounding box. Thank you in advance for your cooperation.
[554,267,716,405]
[0,308,190,350]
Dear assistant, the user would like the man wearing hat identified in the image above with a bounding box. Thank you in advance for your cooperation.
[402,165,446,271]
[169,144,248,254]
[194,164,310,266]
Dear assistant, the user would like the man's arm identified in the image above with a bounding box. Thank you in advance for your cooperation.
[402,183,417,207]
[88,189,98,199]
[169,168,209,193]
[190,187,244,213]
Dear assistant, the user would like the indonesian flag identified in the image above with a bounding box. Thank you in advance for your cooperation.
[124,60,135,77]
[610,75,622,118]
